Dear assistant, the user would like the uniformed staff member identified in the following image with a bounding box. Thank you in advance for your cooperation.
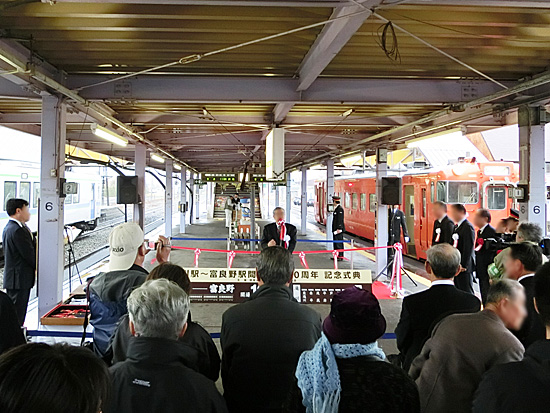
[388,205,409,261]
[332,195,345,261]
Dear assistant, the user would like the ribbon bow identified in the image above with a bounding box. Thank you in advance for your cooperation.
[332,250,339,269]
[475,237,484,252]
[299,251,309,269]
[194,248,201,268]
[435,227,441,243]
[278,219,288,249]
[227,250,237,268]
[452,233,459,248]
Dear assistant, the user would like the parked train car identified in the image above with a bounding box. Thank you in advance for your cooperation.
[0,159,102,235]
[315,161,519,260]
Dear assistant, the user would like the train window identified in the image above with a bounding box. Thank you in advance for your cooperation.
[487,186,506,210]
[344,192,350,209]
[430,182,435,203]
[20,182,30,204]
[447,182,479,204]
[3,181,16,210]
[436,181,446,202]
[33,183,40,208]
[369,194,377,212]
[352,193,358,210]
[360,193,367,211]
[422,188,427,217]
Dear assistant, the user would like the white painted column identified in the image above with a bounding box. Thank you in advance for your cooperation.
[300,167,307,236]
[133,143,146,229]
[375,149,389,277]
[275,182,280,207]
[189,173,195,224]
[165,160,173,237]
[326,159,335,243]
[286,172,291,223]
[38,95,66,317]
[195,172,200,221]
[180,166,186,233]
[518,106,547,233]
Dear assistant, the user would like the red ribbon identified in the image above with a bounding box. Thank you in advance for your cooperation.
[475,237,484,252]
[194,248,201,268]
[278,219,288,249]
[390,242,404,297]
[332,250,339,269]
[227,251,236,268]
[299,251,309,269]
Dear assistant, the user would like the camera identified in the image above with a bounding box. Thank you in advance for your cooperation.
[483,237,514,254]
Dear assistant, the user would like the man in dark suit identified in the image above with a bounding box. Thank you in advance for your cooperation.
[388,206,409,262]
[2,198,36,325]
[431,201,454,246]
[395,243,481,371]
[449,203,476,294]
[0,290,26,355]
[504,242,545,347]
[331,196,345,260]
[260,207,297,253]
[473,208,497,304]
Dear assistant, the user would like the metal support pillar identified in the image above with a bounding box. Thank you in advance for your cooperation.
[38,95,66,317]
[189,173,195,224]
[286,172,292,223]
[300,167,307,236]
[165,160,173,237]
[375,149,389,277]
[518,106,547,233]
[275,182,280,207]
[179,166,186,233]
[250,185,256,251]
[133,143,146,229]
[326,159,335,243]
[195,173,200,221]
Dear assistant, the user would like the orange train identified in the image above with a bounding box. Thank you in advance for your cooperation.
[315,161,519,260]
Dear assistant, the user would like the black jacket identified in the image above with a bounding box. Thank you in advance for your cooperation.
[332,204,345,232]
[107,312,221,381]
[0,290,25,355]
[514,275,546,348]
[287,356,421,413]
[432,215,454,245]
[395,284,481,371]
[453,219,476,274]
[104,337,227,413]
[473,340,550,413]
[389,209,408,244]
[260,222,297,253]
[475,225,497,278]
[2,220,36,290]
[221,284,321,412]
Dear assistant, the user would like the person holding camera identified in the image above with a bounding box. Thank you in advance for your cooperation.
[473,209,497,304]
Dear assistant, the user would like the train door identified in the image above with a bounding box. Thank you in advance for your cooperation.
[404,185,416,256]
[419,186,428,252]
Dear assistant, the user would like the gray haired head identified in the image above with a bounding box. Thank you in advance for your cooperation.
[256,246,294,285]
[517,222,543,243]
[426,243,461,279]
[127,278,190,340]
[487,279,524,305]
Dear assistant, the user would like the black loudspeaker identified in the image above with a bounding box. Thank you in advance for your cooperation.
[117,175,139,204]
[381,177,402,205]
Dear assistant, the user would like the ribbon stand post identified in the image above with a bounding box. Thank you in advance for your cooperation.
[299,251,309,269]
[390,243,404,298]
[332,250,339,269]
[194,248,201,268]
[227,251,236,268]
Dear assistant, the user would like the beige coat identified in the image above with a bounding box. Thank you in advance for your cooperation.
[410,309,524,413]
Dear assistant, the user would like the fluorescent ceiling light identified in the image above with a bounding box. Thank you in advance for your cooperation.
[341,109,354,117]
[90,123,128,147]
[173,163,182,171]
[151,153,165,163]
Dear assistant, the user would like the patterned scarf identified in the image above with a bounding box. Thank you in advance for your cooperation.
[295,333,386,413]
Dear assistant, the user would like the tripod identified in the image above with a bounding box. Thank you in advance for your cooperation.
[373,244,418,288]
[65,226,82,294]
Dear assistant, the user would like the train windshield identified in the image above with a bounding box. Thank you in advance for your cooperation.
[436,181,479,204]
[487,186,507,210]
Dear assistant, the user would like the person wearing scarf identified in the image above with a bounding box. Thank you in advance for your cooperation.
[289,287,420,413]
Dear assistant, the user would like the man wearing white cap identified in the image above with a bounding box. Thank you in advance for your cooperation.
[88,222,170,356]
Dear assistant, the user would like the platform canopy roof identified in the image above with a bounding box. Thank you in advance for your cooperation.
[1,0,550,172]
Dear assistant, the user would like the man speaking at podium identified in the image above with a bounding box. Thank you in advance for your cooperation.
[261,207,297,253]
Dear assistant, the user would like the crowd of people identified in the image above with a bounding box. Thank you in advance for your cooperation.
[1,198,550,412]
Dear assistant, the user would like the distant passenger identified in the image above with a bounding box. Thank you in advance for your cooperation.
[449,203,476,294]
[331,195,345,260]
[224,194,239,228]
[260,207,297,253]
[473,208,497,304]
[104,279,227,413]
[395,244,480,371]
[89,222,170,356]
[473,262,550,413]
[107,263,220,381]
[2,198,36,325]
[221,247,321,412]
[410,279,526,413]
[431,201,454,246]
[287,287,420,413]
[505,242,545,347]
[0,290,26,355]
[0,343,109,413]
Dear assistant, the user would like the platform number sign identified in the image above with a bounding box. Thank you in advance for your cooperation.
[45,202,53,211]
[534,205,541,215]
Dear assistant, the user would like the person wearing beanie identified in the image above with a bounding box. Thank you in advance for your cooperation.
[287,287,420,413]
